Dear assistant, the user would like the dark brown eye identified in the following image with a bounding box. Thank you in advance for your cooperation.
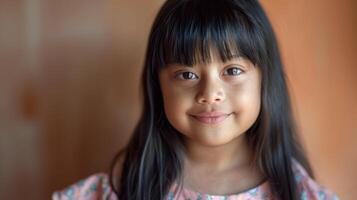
[223,67,243,76]
[176,72,198,80]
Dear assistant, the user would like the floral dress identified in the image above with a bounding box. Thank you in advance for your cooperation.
[52,160,339,200]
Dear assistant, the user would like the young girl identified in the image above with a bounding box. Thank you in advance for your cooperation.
[53,0,339,199]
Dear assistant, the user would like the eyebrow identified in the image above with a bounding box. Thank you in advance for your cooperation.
[167,55,244,69]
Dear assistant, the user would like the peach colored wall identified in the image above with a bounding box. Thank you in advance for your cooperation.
[0,0,355,199]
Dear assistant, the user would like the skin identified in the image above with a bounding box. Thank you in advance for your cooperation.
[159,53,264,195]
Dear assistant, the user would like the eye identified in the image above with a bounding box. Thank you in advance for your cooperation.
[175,71,198,80]
[223,67,244,76]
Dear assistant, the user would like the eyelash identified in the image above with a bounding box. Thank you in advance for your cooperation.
[175,67,244,80]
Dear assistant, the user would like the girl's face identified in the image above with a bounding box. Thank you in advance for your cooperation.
[159,53,261,147]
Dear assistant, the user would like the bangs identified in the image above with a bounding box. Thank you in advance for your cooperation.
[154,0,264,68]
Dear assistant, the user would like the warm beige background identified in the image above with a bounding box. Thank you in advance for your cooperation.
[0,0,356,199]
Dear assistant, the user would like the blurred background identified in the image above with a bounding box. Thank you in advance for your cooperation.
[0,0,356,199]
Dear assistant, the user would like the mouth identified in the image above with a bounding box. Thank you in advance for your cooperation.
[190,113,232,125]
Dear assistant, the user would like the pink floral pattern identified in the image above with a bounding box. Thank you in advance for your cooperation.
[52,161,339,200]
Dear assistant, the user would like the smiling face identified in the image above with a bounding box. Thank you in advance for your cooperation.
[159,54,262,147]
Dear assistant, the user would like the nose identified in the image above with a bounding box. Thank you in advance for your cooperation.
[196,77,226,105]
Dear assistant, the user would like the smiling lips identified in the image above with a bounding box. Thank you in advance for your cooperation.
[191,111,231,124]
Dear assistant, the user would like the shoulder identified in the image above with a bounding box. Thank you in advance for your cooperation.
[291,159,340,200]
[52,173,117,200]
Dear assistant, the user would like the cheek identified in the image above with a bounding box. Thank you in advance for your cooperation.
[163,94,185,116]
[161,85,193,123]
[159,73,194,133]
[231,82,261,120]
[162,92,193,134]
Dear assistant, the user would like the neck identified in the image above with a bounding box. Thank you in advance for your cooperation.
[183,134,253,173]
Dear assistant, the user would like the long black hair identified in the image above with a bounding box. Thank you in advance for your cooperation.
[109,0,314,199]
